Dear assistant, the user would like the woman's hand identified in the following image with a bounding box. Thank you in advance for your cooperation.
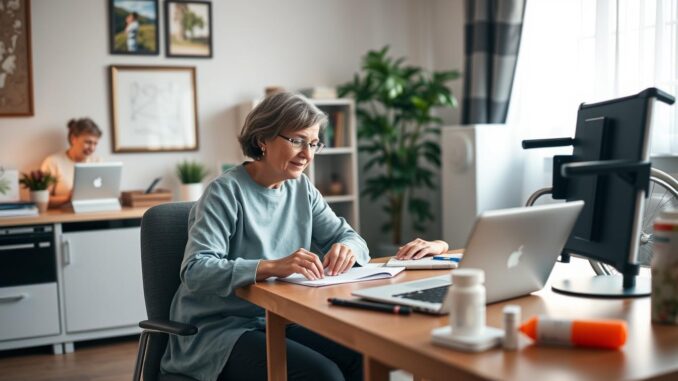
[256,248,324,281]
[323,243,356,276]
[395,238,449,260]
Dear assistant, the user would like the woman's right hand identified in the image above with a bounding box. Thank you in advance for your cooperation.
[256,248,325,281]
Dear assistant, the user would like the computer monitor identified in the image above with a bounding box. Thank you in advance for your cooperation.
[522,88,675,298]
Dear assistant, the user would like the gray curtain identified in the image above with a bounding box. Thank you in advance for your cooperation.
[462,0,526,124]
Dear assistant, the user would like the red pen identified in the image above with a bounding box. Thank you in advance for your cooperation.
[327,298,411,315]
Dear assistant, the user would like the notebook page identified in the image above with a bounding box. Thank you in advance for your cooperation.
[278,266,405,287]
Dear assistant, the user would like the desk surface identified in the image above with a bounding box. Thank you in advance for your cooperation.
[237,255,678,381]
[0,206,149,227]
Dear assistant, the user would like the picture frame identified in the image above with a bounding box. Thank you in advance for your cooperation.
[0,0,34,116]
[0,167,20,202]
[109,65,199,153]
[109,0,159,55]
[165,0,213,58]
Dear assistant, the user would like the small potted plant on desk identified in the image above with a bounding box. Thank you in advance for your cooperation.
[176,160,209,202]
[19,170,56,213]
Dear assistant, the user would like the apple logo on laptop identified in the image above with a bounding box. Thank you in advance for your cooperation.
[93,177,103,188]
[507,245,524,269]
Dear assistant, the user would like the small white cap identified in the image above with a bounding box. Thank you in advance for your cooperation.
[452,268,485,286]
[503,305,521,321]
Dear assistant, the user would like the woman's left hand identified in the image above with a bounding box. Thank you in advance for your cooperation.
[322,243,356,276]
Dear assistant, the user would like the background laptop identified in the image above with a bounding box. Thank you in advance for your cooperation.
[352,201,584,314]
[72,162,123,213]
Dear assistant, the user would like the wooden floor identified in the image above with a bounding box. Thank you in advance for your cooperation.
[0,336,139,381]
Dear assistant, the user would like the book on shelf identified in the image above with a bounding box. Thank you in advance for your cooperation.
[333,111,346,147]
[0,201,39,217]
[299,86,337,100]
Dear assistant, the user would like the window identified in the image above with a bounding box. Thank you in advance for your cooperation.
[509,0,678,155]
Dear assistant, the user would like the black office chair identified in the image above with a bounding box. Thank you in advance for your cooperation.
[133,202,198,381]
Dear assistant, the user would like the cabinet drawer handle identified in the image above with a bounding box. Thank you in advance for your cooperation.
[0,294,26,303]
[62,238,71,266]
[0,243,34,251]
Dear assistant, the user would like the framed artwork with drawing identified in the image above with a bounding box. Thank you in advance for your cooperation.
[109,65,199,153]
[165,0,212,58]
[109,0,159,55]
[0,0,34,116]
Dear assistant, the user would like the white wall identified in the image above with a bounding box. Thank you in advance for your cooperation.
[0,0,466,251]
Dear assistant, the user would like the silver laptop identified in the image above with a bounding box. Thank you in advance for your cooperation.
[72,163,123,213]
[352,201,584,314]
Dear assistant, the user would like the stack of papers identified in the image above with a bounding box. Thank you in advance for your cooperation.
[278,266,405,287]
[385,253,463,269]
[0,202,38,217]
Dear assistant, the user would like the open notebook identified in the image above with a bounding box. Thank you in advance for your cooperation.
[278,266,405,287]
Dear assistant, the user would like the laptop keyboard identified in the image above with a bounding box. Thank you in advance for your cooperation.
[393,285,449,304]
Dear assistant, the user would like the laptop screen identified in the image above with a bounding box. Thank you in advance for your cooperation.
[72,163,123,201]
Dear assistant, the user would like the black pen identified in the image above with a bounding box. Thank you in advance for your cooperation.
[144,177,162,194]
[327,298,411,315]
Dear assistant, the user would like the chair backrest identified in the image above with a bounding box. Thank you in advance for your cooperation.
[140,202,194,381]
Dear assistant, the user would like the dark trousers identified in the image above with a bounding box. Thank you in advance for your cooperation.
[218,324,363,381]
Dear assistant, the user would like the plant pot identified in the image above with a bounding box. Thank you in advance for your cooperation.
[179,183,203,202]
[30,189,49,213]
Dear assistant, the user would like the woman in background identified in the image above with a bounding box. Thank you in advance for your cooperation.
[41,118,102,208]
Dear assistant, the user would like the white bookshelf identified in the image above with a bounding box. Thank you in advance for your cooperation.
[237,98,360,232]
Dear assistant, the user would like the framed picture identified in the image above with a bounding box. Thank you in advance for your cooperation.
[109,0,159,55]
[165,1,213,58]
[110,65,199,153]
[0,0,34,116]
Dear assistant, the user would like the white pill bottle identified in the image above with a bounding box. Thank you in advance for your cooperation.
[651,209,678,324]
[449,269,486,336]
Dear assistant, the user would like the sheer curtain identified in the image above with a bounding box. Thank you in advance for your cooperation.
[508,0,678,199]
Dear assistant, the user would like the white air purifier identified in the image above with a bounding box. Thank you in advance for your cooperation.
[441,124,524,247]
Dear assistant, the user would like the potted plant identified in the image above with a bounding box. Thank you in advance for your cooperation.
[176,160,209,201]
[338,46,459,247]
[19,170,56,213]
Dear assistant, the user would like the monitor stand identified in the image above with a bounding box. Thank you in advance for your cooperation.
[552,274,651,298]
[72,198,122,213]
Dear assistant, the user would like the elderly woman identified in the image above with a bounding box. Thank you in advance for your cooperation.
[161,92,370,381]
[41,118,102,208]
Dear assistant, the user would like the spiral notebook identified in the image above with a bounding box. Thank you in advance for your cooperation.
[278,266,405,287]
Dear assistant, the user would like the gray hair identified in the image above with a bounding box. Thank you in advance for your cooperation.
[238,92,327,160]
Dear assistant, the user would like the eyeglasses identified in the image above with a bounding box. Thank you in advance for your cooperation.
[277,134,325,153]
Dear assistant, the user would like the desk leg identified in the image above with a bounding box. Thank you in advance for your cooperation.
[364,355,392,381]
[266,311,289,381]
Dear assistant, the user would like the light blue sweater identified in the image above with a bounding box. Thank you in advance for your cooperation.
[161,165,370,381]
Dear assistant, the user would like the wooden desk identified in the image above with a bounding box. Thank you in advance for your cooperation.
[236,255,678,381]
[0,206,148,227]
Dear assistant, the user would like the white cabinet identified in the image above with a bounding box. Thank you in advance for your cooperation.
[61,227,146,333]
[0,283,60,341]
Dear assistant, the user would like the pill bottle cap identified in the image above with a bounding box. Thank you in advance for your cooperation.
[452,268,485,286]
[503,305,521,321]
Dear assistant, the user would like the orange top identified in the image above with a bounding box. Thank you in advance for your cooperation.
[520,316,627,349]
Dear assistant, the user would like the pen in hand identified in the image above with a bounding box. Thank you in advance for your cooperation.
[327,298,411,315]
